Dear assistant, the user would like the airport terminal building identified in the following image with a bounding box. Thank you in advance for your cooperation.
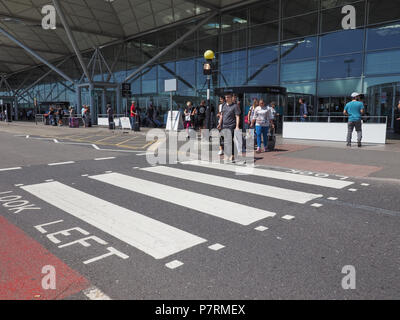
[0,0,399,129]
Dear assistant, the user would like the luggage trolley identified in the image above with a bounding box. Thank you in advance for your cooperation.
[215,86,287,152]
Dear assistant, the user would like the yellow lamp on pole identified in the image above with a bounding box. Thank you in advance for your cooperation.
[204,50,215,61]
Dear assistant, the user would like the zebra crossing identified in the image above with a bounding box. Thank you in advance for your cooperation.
[20,161,356,267]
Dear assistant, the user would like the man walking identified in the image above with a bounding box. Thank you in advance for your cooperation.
[107,104,114,130]
[217,93,241,162]
[299,98,308,122]
[344,92,365,148]
[130,101,137,130]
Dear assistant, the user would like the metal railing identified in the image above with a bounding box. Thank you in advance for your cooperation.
[283,116,388,124]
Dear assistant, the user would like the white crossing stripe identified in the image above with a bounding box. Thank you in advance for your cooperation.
[89,173,276,226]
[21,182,206,260]
[142,166,323,204]
[182,160,354,189]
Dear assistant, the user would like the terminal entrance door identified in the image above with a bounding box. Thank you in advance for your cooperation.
[215,86,287,133]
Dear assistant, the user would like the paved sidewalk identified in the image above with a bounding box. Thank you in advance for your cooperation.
[252,136,400,179]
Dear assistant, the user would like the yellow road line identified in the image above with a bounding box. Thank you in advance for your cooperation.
[93,135,121,143]
[116,136,140,146]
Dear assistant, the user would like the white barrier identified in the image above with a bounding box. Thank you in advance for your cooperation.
[283,122,387,144]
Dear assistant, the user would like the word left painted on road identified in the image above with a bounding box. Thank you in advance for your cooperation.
[0,191,41,214]
[34,220,129,265]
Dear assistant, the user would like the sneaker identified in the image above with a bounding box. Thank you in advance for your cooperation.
[256,148,261,154]
[346,143,351,147]
[358,142,362,148]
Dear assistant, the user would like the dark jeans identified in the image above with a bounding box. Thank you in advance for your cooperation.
[220,128,236,157]
[347,120,362,144]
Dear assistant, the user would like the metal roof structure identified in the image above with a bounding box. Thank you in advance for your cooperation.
[0,0,248,75]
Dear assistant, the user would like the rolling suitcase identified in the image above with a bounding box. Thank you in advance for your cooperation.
[69,117,79,128]
[267,126,276,152]
[133,120,140,132]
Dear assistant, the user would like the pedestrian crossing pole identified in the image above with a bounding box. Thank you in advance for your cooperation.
[204,50,215,144]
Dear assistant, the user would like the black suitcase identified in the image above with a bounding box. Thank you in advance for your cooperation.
[267,127,276,152]
[133,121,140,132]
[109,122,115,130]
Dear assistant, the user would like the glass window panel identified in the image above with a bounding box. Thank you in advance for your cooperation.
[320,29,364,56]
[158,63,176,92]
[176,23,197,41]
[249,22,279,46]
[221,29,247,51]
[219,50,247,86]
[177,40,197,59]
[142,80,157,94]
[282,13,319,40]
[281,37,317,61]
[321,2,365,33]
[247,64,278,85]
[281,60,317,82]
[367,22,400,51]
[199,17,220,38]
[319,53,363,79]
[198,36,219,56]
[282,0,319,17]
[176,59,196,89]
[221,9,248,33]
[219,68,247,87]
[158,30,176,47]
[321,0,361,9]
[364,75,400,89]
[249,0,279,25]
[368,0,400,24]
[318,78,362,96]
[285,82,316,95]
[365,49,400,75]
[248,45,279,66]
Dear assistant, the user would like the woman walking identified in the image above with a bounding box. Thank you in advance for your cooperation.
[184,101,195,139]
[251,99,274,153]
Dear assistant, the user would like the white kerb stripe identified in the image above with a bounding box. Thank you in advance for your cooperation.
[21,182,206,260]
[0,167,22,172]
[182,160,354,190]
[48,161,75,166]
[142,166,322,204]
[90,173,275,226]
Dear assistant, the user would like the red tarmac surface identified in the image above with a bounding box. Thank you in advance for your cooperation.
[254,144,382,177]
[0,216,89,300]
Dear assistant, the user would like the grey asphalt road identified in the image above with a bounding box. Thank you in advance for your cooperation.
[0,130,399,300]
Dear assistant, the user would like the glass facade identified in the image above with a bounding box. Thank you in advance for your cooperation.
[3,0,400,128]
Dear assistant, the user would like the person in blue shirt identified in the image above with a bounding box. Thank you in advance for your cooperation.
[299,98,308,122]
[344,92,365,148]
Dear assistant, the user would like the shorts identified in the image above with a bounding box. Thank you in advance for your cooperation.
[197,117,205,127]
